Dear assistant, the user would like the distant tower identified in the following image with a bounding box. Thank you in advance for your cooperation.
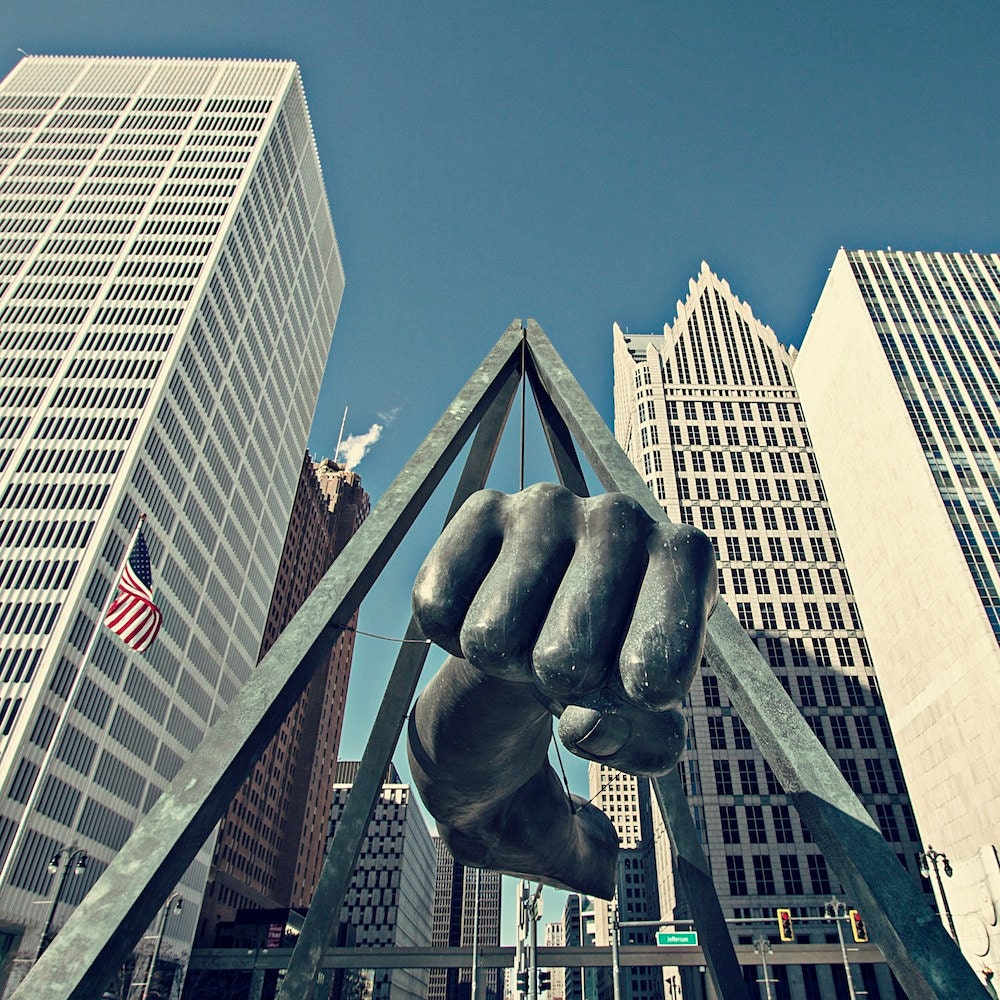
[0,55,342,987]
[795,248,1000,973]
[587,764,663,1000]
[543,921,565,1000]
[429,839,503,1000]
[327,762,436,1000]
[196,455,369,945]
[612,262,924,999]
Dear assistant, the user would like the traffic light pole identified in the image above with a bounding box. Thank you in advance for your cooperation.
[826,897,858,1000]
[528,883,541,1000]
[610,896,621,1000]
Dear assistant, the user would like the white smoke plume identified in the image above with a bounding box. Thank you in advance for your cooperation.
[338,422,383,470]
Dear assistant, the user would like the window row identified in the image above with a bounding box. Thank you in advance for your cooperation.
[677,475,827,503]
[722,565,853,597]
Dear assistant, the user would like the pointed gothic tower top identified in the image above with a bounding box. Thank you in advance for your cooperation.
[615,264,796,391]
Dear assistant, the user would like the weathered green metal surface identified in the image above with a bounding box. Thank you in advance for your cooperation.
[275,364,521,1000]
[522,320,987,999]
[13,323,524,1000]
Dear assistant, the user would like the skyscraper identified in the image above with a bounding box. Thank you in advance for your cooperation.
[196,455,369,946]
[429,838,503,1000]
[612,262,922,999]
[327,762,436,1000]
[0,55,342,986]
[794,248,1000,974]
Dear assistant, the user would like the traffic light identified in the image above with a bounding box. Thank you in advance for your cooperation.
[538,971,552,993]
[776,907,794,942]
[516,971,528,994]
[849,909,868,943]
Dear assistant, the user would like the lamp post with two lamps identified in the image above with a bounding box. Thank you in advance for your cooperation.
[34,844,87,962]
[138,892,183,1000]
[918,845,959,944]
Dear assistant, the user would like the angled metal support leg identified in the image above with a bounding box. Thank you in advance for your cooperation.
[523,320,988,1000]
[651,772,749,1000]
[14,323,525,1000]
[276,365,521,1000]
[527,352,749,1000]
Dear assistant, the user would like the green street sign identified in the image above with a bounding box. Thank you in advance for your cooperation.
[656,931,699,946]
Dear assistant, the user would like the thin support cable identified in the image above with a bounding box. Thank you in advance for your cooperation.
[519,327,527,491]
[550,727,576,810]
[335,623,431,644]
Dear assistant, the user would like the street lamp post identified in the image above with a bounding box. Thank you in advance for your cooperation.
[34,845,87,962]
[825,896,858,1000]
[918,845,959,943]
[139,892,182,1000]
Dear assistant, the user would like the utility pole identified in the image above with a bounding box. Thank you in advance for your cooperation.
[825,896,859,1000]
[528,883,542,1000]
[610,894,621,1000]
[752,935,775,1000]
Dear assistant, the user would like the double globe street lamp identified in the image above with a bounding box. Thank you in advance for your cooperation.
[34,844,88,962]
[918,845,958,943]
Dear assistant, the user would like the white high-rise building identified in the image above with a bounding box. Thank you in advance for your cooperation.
[612,263,924,1000]
[0,55,343,987]
[795,248,1000,976]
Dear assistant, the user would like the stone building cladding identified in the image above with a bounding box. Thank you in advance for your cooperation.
[544,921,566,1000]
[327,762,436,1000]
[195,455,369,946]
[0,55,343,985]
[795,248,1000,978]
[428,837,502,1000]
[611,262,925,999]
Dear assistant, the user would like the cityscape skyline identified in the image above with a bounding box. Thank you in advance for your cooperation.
[0,2,995,981]
[0,7,993,804]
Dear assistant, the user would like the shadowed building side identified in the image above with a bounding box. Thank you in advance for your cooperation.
[612,262,927,999]
[196,455,369,946]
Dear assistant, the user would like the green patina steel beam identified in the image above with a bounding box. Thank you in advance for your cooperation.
[522,319,987,1000]
[13,323,525,1000]
[275,363,522,1000]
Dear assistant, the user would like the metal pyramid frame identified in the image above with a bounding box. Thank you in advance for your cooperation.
[15,321,985,1000]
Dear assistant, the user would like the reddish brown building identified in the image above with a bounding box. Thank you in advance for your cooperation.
[195,454,370,945]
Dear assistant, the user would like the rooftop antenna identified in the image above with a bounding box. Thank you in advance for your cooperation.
[335,406,348,465]
[16,48,29,57]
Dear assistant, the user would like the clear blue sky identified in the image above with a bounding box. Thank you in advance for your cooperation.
[2,0,998,941]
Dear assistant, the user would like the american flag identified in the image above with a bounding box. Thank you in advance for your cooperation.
[104,527,162,652]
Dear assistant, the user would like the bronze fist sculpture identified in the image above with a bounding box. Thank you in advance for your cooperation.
[407,484,717,898]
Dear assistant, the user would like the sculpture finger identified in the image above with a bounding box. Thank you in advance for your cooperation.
[557,692,687,777]
[459,483,576,681]
[618,522,717,711]
[412,490,505,657]
[532,492,648,702]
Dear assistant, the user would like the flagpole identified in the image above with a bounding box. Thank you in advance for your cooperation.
[0,515,149,900]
